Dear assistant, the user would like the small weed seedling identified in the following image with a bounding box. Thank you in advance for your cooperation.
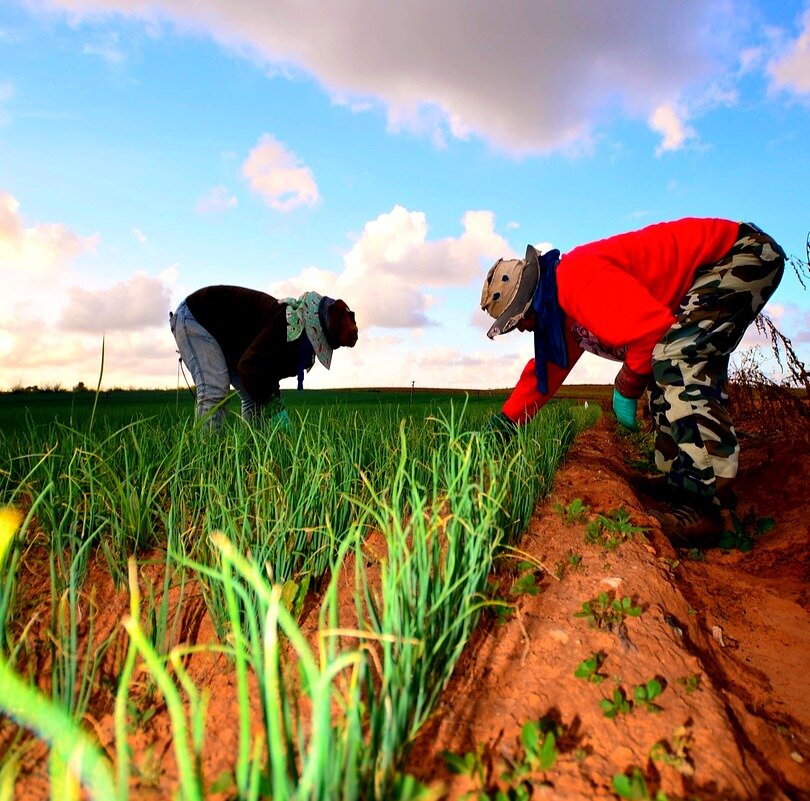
[660,556,680,575]
[676,674,700,694]
[686,548,707,562]
[600,687,632,719]
[500,718,559,785]
[633,678,664,713]
[612,767,669,800]
[574,592,643,630]
[718,512,776,552]
[574,652,606,684]
[650,726,695,777]
[554,550,585,580]
[484,578,516,625]
[510,561,542,598]
[584,507,648,551]
[554,497,590,525]
[443,716,563,800]
[442,743,487,787]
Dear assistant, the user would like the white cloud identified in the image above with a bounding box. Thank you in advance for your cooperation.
[0,190,98,278]
[0,190,180,389]
[61,270,173,332]
[132,226,146,243]
[241,134,319,212]
[648,102,697,154]
[195,185,238,214]
[268,205,511,329]
[32,0,737,154]
[768,8,810,96]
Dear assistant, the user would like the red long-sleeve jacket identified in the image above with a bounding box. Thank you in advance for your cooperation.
[502,218,739,424]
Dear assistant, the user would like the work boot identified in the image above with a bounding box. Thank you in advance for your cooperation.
[649,496,725,549]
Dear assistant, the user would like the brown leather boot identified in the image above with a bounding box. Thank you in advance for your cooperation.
[649,498,725,548]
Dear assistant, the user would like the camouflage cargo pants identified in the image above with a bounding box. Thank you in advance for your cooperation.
[649,222,786,504]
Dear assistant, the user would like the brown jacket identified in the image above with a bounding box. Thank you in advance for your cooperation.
[185,285,302,404]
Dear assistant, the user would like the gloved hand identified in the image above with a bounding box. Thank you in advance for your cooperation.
[270,408,292,431]
[266,396,292,431]
[481,411,518,442]
[612,388,639,431]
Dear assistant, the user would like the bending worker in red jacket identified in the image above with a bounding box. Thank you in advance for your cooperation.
[480,219,785,546]
[170,286,358,428]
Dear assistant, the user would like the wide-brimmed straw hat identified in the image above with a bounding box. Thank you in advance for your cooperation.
[480,244,541,338]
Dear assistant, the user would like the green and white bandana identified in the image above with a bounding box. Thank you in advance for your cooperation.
[283,291,333,369]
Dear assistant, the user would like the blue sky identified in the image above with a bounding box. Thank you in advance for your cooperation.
[1,0,808,391]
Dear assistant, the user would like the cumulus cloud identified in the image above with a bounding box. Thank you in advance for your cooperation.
[648,102,696,154]
[31,0,738,153]
[0,190,98,278]
[768,8,810,96]
[241,134,319,212]
[269,205,511,329]
[0,190,180,389]
[195,185,238,214]
[61,270,173,332]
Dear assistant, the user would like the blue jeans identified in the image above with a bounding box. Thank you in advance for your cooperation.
[170,300,260,426]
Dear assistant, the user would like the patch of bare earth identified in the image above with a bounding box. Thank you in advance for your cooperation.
[408,414,810,801]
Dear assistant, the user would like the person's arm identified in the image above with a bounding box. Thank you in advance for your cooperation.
[236,308,287,404]
[501,323,585,425]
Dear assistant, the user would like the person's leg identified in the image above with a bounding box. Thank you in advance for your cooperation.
[170,300,231,428]
[651,223,785,510]
[228,369,261,421]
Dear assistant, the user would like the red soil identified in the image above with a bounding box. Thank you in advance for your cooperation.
[407,414,810,801]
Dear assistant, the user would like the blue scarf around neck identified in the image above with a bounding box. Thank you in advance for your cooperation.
[531,249,567,395]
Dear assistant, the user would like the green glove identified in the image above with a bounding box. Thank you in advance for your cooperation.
[266,396,292,431]
[482,411,518,441]
[612,388,638,431]
[271,408,292,431]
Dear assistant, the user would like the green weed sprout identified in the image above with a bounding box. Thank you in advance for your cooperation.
[650,726,695,777]
[584,507,648,551]
[574,652,606,684]
[574,592,643,630]
[554,497,590,525]
[600,688,633,719]
[442,743,487,786]
[718,512,776,552]
[633,678,664,713]
[612,766,669,800]
[676,674,700,694]
[443,717,560,800]
[510,561,542,597]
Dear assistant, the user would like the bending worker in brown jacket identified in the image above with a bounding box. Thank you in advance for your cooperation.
[170,285,358,428]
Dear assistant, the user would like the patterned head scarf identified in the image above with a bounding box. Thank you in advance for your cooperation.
[283,291,334,369]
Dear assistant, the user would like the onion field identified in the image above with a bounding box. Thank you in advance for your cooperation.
[0,390,596,800]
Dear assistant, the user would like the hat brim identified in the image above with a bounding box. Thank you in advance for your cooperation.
[486,245,540,339]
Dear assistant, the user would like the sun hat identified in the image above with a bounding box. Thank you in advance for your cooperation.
[480,245,541,339]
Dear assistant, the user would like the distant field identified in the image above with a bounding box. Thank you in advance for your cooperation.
[0,385,610,433]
